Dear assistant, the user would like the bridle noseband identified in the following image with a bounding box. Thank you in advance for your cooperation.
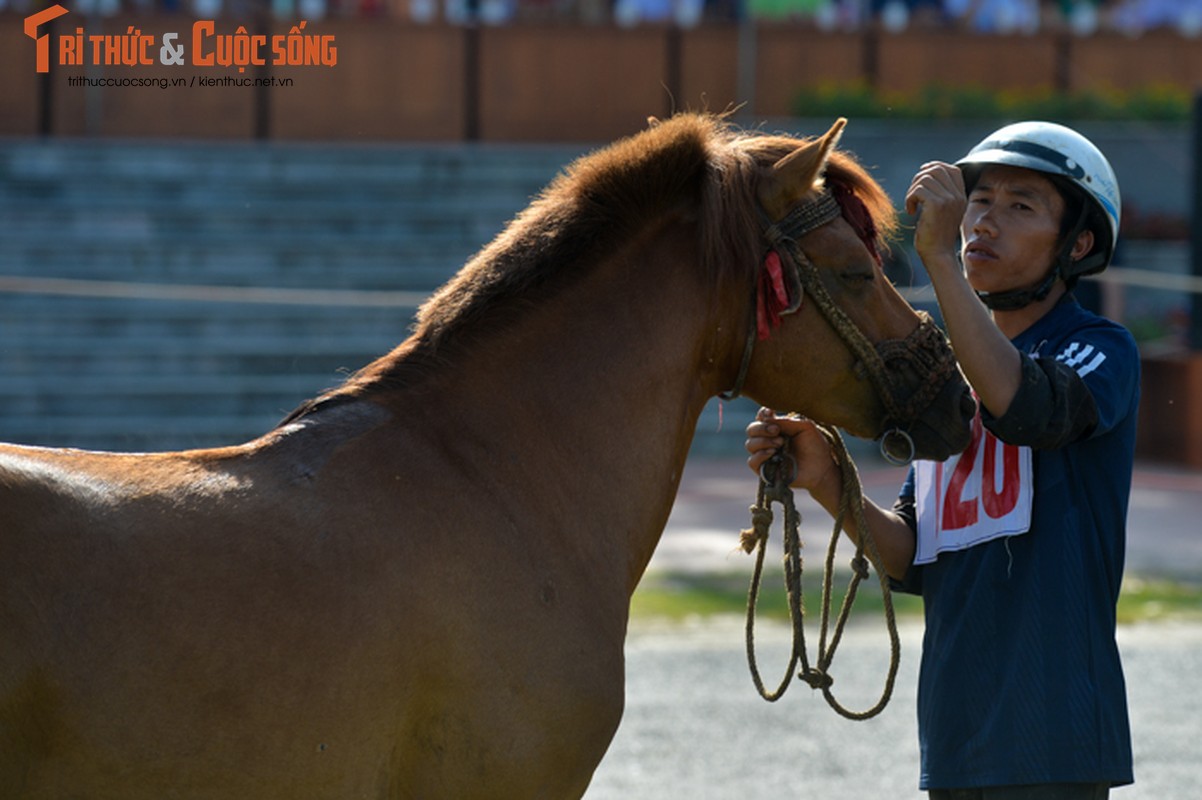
[720,188,960,465]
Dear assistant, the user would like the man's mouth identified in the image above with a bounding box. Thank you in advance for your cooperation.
[964,241,999,261]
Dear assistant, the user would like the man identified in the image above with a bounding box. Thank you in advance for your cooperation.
[747,122,1138,799]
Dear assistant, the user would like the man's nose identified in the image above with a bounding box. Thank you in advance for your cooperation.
[969,206,998,237]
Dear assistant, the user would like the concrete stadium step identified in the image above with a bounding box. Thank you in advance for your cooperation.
[0,136,583,170]
[0,374,332,413]
[1,415,300,452]
[0,138,575,452]
[0,137,747,455]
[0,247,468,293]
[0,294,414,329]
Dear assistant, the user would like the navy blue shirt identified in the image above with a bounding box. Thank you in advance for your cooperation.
[895,295,1138,790]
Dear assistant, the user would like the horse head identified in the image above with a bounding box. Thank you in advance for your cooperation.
[731,119,974,463]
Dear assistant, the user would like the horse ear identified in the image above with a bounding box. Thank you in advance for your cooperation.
[758,117,847,221]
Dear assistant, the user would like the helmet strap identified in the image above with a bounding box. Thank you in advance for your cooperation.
[975,265,1060,311]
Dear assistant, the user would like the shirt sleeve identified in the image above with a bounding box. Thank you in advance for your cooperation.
[983,324,1138,451]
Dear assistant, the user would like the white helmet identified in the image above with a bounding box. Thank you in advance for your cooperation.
[956,121,1121,277]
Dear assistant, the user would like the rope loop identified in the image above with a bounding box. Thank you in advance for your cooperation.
[741,422,902,720]
[880,427,917,467]
[759,450,796,499]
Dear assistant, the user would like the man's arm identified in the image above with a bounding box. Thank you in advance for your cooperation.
[903,161,1023,418]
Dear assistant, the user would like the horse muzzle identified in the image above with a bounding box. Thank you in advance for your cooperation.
[868,316,974,464]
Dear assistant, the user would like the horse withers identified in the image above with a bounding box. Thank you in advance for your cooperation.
[0,114,972,798]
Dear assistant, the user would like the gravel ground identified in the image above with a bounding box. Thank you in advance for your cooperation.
[585,620,1202,799]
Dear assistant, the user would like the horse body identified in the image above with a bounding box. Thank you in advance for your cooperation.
[1,413,628,798]
[2,219,720,798]
[0,115,973,798]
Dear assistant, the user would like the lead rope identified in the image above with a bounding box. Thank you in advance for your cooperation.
[740,422,901,720]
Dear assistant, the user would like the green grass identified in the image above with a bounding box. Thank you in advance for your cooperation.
[631,570,924,623]
[1116,577,1202,624]
[632,571,1202,626]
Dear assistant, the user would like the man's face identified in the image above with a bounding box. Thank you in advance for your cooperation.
[959,164,1065,296]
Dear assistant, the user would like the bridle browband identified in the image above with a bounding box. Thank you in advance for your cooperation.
[720,187,960,465]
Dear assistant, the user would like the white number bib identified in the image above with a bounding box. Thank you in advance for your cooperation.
[913,413,1033,565]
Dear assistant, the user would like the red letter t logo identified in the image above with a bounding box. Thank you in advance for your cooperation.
[25,5,70,74]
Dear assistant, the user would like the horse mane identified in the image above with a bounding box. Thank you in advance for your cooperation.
[280,113,897,422]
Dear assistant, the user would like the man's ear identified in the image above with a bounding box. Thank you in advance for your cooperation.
[1070,228,1095,261]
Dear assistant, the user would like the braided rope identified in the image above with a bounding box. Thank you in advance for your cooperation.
[741,423,901,720]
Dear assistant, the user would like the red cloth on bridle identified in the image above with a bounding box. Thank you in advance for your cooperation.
[757,250,792,340]
[830,181,881,267]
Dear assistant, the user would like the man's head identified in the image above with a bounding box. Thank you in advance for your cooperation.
[955,121,1121,311]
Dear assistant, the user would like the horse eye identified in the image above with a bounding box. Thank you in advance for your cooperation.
[840,270,875,285]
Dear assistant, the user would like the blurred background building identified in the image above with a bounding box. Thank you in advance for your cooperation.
[1,4,1200,462]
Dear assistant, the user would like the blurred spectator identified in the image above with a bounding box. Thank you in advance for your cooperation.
[703,0,743,21]
[407,0,438,20]
[478,0,516,22]
[615,0,674,23]
[614,0,705,25]
[945,0,1041,31]
[1058,0,1105,35]
[70,0,123,14]
[814,0,876,30]
[399,0,516,21]
[1109,0,1202,34]
[873,0,946,30]
[744,0,825,20]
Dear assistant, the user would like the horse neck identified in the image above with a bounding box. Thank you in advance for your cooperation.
[382,222,748,594]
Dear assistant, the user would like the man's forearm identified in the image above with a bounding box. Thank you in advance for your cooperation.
[925,253,1022,418]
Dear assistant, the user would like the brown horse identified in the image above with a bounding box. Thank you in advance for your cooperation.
[0,114,973,799]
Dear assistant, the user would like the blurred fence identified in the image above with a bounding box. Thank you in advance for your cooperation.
[5,13,1202,143]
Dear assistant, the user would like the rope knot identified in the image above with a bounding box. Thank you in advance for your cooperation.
[739,506,774,553]
[799,668,833,691]
[762,224,790,251]
[738,526,764,554]
[851,555,871,580]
